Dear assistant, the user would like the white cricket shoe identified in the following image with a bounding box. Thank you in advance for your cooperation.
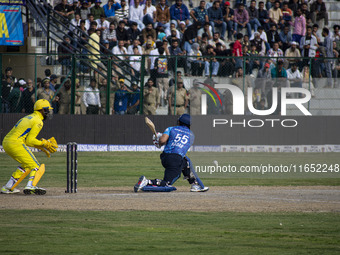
[190,184,209,192]
[23,186,46,195]
[1,186,20,194]
[134,176,149,192]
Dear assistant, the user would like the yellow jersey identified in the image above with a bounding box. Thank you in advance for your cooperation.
[3,111,45,147]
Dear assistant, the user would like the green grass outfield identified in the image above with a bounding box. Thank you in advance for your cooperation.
[0,152,339,254]
[1,151,339,187]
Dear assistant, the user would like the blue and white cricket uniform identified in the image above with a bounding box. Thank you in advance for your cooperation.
[160,125,194,185]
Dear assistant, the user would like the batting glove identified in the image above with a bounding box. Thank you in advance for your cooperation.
[153,132,162,148]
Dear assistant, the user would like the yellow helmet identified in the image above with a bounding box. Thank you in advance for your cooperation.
[34,99,53,111]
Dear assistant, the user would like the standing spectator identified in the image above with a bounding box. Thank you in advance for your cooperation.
[232,33,243,69]
[168,79,188,115]
[208,1,227,40]
[103,22,117,49]
[75,79,86,114]
[204,45,220,76]
[99,78,116,115]
[35,78,55,105]
[129,0,145,30]
[269,1,282,26]
[91,0,105,20]
[113,79,131,115]
[57,79,72,114]
[103,0,121,26]
[49,74,58,92]
[8,80,23,113]
[129,46,142,83]
[127,82,140,114]
[256,63,273,96]
[247,0,261,38]
[83,78,101,114]
[222,1,235,42]
[310,0,328,26]
[143,0,157,26]
[292,9,306,44]
[300,26,319,69]
[115,0,129,22]
[156,0,170,30]
[154,47,169,106]
[189,79,202,115]
[258,1,270,31]
[2,67,16,113]
[20,79,35,113]
[191,0,209,26]
[170,0,190,28]
[87,28,101,68]
[234,3,251,37]
[143,78,159,115]
[322,27,334,88]
[301,3,312,25]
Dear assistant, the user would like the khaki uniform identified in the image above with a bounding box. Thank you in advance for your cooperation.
[75,86,86,115]
[143,86,159,115]
[189,88,202,115]
[99,84,117,115]
[58,86,71,114]
[34,88,54,103]
[169,87,188,115]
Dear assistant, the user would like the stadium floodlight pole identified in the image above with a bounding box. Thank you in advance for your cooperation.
[106,59,112,115]
[139,55,146,114]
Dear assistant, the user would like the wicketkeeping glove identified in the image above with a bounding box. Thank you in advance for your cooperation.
[41,137,58,153]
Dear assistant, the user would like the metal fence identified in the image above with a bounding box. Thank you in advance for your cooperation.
[1,53,339,115]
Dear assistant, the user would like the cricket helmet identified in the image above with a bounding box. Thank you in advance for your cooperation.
[34,99,53,111]
[178,114,191,126]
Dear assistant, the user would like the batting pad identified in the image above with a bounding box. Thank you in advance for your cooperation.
[142,185,177,192]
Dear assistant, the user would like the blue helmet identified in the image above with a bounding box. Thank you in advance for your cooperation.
[178,114,191,126]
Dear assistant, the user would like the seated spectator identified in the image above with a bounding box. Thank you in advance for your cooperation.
[116,20,129,44]
[250,31,266,56]
[102,22,117,49]
[287,63,302,89]
[208,32,226,49]
[199,33,209,55]
[143,0,156,26]
[270,60,288,88]
[170,0,190,27]
[269,1,282,27]
[247,0,261,38]
[231,67,252,89]
[85,14,95,30]
[54,0,75,24]
[156,0,170,30]
[205,0,214,10]
[204,45,219,76]
[129,46,142,83]
[112,40,128,59]
[266,24,280,49]
[129,0,145,30]
[128,39,142,54]
[208,1,226,40]
[69,13,81,32]
[113,79,132,115]
[115,0,129,22]
[279,25,292,52]
[188,43,204,76]
[292,9,306,44]
[127,22,141,43]
[222,1,235,41]
[215,42,230,76]
[198,22,213,41]
[91,0,105,20]
[142,23,157,45]
[169,39,188,75]
[96,14,110,32]
[247,44,261,74]
[256,62,273,96]
[258,1,270,31]
[78,0,91,20]
[75,20,88,48]
[310,0,328,26]
[183,22,201,53]
[165,23,180,38]
[191,0,209,26]
[243,34,250,48]
[280,2,293,28]
[284,41,301,68]
[267,42,284,63]
[234,3,251,37]
[103,0,121,26]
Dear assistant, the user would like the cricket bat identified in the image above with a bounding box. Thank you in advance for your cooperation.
[145,117,157,136]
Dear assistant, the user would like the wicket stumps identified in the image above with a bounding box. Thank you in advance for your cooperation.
[66,142,77,193]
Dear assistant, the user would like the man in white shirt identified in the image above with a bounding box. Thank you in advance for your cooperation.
[127,39,142,54]
[82,78,101,114]
[96,14,110,32]
[69,13,81,32]
[287,63,302,88]
[129,0,145,30]
[143,0,156,26]
[112,40,128,60]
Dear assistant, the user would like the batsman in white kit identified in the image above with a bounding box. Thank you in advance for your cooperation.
[134,114,209,192]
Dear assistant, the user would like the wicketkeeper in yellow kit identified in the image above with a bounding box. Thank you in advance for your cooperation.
[1,99,58,195]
